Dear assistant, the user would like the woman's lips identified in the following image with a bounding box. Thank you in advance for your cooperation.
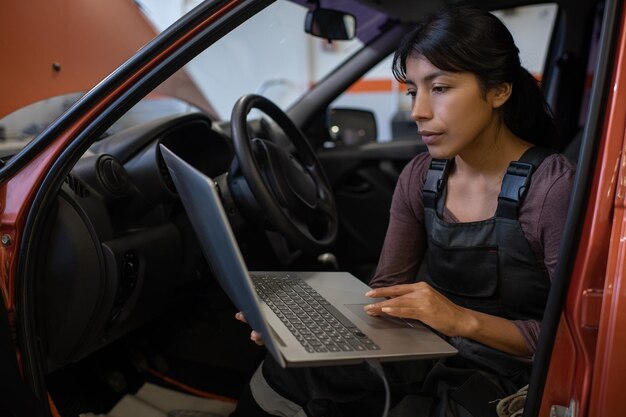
[418,130,442,145]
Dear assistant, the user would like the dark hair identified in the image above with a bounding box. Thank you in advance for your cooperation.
[392,7,557,147]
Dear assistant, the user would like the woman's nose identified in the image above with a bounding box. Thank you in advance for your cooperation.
[410,92,432,121]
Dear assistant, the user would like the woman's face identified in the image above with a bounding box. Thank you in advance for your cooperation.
[405,56,505,160]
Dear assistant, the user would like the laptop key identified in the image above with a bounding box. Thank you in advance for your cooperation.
[337,342,354,351]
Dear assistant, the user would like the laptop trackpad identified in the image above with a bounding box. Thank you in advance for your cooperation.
[344,304,412,329]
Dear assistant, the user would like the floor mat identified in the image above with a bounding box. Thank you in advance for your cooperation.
[80,382,236,417]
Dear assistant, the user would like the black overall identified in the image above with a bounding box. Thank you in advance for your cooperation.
[418,146,554,416]
[242,147,555,417]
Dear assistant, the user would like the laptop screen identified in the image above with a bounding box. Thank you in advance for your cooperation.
[160,144,287,367]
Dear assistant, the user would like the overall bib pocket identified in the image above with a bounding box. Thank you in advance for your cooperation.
[426,239,499,299]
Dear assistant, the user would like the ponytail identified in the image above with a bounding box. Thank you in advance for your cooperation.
[502,68,558,148]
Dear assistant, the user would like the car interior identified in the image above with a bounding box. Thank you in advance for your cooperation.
[4,0,617,415]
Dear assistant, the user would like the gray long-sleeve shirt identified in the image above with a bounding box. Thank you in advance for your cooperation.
[369,152,576,355]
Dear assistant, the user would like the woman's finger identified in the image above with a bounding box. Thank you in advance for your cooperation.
[235,311,247,323]
[366,283,418,298]
[235,312,265,345]
[364,304,383,315]
[380,306,418,318]
[251,330,265,346]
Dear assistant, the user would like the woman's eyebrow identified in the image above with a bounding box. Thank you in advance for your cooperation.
[405,70,452,85]
[423,70,451,82]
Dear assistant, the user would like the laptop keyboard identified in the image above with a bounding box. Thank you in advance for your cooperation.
[251,274,380,353]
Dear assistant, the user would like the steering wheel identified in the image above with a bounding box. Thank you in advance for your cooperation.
[229,94,338,254]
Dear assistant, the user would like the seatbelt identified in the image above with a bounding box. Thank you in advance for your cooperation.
[496,147,557,219]
[0,302,41,417]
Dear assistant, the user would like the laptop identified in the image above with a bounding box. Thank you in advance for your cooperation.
[160,144,456,368]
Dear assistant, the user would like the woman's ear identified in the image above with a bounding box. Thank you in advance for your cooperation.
[488,82,513,109]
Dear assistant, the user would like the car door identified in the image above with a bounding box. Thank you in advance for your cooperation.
[317,132,425,281]
[534,1,626,415]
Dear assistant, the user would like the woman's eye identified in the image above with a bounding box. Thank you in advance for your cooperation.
[406,91,416,98]
[432,86,448,94]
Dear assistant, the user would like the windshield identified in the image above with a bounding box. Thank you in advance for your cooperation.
[140,0,388,120]
[184,1,361,119]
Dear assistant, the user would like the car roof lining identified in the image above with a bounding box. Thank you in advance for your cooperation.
[353,0,562,23]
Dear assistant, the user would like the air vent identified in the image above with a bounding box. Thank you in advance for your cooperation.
[97,155,129,197]
[65,174,90,198]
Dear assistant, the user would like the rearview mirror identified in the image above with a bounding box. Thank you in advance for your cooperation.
[304,8,356,41]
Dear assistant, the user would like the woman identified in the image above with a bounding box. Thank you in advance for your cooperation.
[232,6,575,417]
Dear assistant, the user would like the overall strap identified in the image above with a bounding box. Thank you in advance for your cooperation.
[423,159,452,210]
[496,146,557,219]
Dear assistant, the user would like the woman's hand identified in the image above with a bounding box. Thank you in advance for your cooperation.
[365,282,532,356]
[364,281,475,337]
[235,311,265,346]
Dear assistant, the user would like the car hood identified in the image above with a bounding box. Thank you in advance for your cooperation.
[0,0,214,120]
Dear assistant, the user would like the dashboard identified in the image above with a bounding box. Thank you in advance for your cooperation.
[39,113,234,372]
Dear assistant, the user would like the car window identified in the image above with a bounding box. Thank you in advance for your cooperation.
[330,3,558,143]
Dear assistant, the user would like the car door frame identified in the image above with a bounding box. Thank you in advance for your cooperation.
[532,1,626,416]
